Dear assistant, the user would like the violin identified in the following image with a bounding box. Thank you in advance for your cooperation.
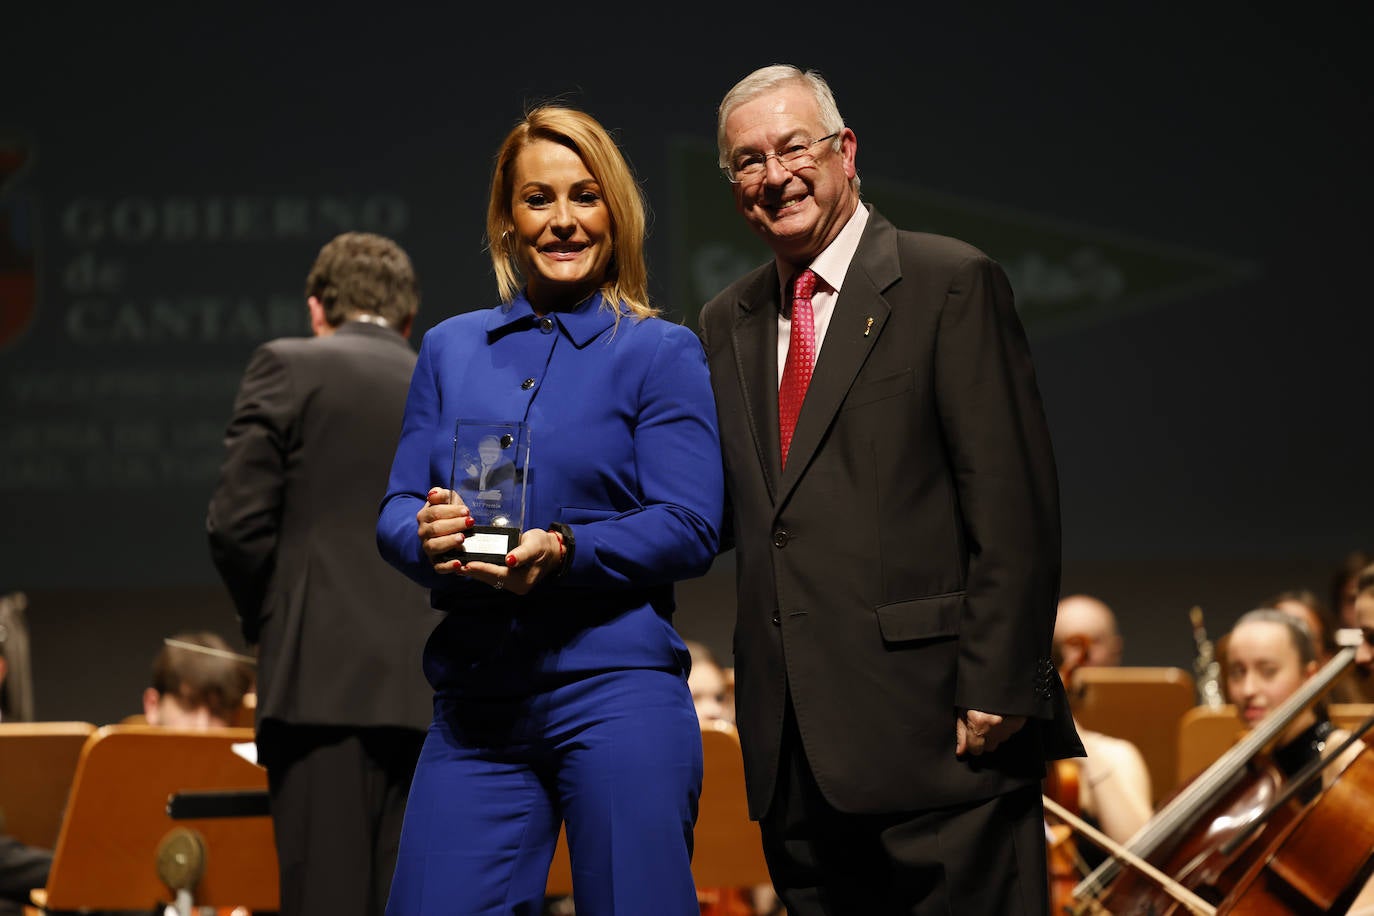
[1045,633,1092,914]
[1067,646,1360,915]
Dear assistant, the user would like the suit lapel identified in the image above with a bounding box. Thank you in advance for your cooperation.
[778,211,901,502]
[729,267,784,502]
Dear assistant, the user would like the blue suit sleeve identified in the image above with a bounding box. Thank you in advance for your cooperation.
[376,331,448,590]
[562,325,724,587]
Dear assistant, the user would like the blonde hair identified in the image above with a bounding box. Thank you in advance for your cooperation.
[485,105,656,322]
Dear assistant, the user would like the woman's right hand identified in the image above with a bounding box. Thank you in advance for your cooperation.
[416,487,475,573]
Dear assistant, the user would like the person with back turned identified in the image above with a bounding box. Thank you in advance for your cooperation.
[207,232,441,916]
[698,64,1082,914]
[141,630,254,729]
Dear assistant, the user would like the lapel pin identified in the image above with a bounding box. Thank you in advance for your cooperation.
[864,317,874,337]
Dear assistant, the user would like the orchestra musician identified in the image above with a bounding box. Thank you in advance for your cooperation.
[1224,607,1374,912]
[1060,603,1374,915]
[1050,596,1154,852]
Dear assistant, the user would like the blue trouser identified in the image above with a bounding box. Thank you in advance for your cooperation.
[386,667,703,915]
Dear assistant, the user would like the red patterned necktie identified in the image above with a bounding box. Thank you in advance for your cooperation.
[779,268,817,468]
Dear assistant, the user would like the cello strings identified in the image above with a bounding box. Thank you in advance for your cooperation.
[1073,646,1357,899]
[1217,713,1374,857]
[1042,794,1218,916]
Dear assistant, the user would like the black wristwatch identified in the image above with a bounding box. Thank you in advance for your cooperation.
[548,522,575,578]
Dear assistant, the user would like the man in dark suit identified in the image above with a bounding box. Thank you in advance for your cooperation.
[699,65,1083,914]
[207,232,441,916]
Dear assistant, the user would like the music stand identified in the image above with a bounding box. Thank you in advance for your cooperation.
[0,722,95,849]
[32,724,278,914]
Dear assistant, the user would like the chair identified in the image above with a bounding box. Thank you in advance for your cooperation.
[1330,703,1374,734]
[545,720,769,897]
[693,721,770,888]
[1176,704,1245,787]
[0,722,96,848]
[1177,703,1374,789]
[1070,666,1197,804]
[31,724,278,914]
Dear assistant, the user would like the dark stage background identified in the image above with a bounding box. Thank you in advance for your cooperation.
[3,6,1370,726]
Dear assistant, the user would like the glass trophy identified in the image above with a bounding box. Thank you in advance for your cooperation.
[447,419,531,564]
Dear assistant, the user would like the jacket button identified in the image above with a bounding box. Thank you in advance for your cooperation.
[539,317,555,333]
[772,529,789,547]
[521,377,536,390]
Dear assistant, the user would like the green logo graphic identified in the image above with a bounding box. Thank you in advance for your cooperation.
[670,137,1256,334]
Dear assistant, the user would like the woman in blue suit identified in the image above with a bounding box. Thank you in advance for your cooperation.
[377,106,723,915]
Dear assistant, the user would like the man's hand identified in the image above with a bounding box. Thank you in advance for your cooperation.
[956,709,1026,757]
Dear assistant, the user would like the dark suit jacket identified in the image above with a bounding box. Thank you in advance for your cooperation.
[207,321,441,735]
[0,833,49,913]
[699,206,1082,818]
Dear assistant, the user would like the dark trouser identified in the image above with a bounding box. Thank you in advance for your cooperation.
[760,704,1050,915]
[261,724,424,916]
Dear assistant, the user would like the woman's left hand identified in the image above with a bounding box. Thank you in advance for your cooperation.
[461,528,565,595]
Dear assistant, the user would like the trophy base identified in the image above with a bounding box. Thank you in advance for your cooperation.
[451,525,520,565]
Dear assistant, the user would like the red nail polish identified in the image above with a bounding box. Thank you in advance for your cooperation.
[466,517,476,528]
[506,555,517,567]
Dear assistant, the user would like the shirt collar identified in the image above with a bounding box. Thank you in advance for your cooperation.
[776,201,870,300]
[484,289,621,347]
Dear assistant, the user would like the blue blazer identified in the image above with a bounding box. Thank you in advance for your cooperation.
[378,292,724,696]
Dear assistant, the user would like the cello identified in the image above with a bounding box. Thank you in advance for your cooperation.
[1216,711,1374,913]
[1046,755,1087,914]
[1067,644,1360,915]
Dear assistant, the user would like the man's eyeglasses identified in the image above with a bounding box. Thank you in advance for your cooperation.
[721,132,840,185]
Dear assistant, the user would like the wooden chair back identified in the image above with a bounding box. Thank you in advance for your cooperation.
[1177,702,1374,787]
[1330,703,1374,734]
[0,722,96,847]
[693,721,771,888]
[1071,666,1197,803]
[1176,704,1245,786]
